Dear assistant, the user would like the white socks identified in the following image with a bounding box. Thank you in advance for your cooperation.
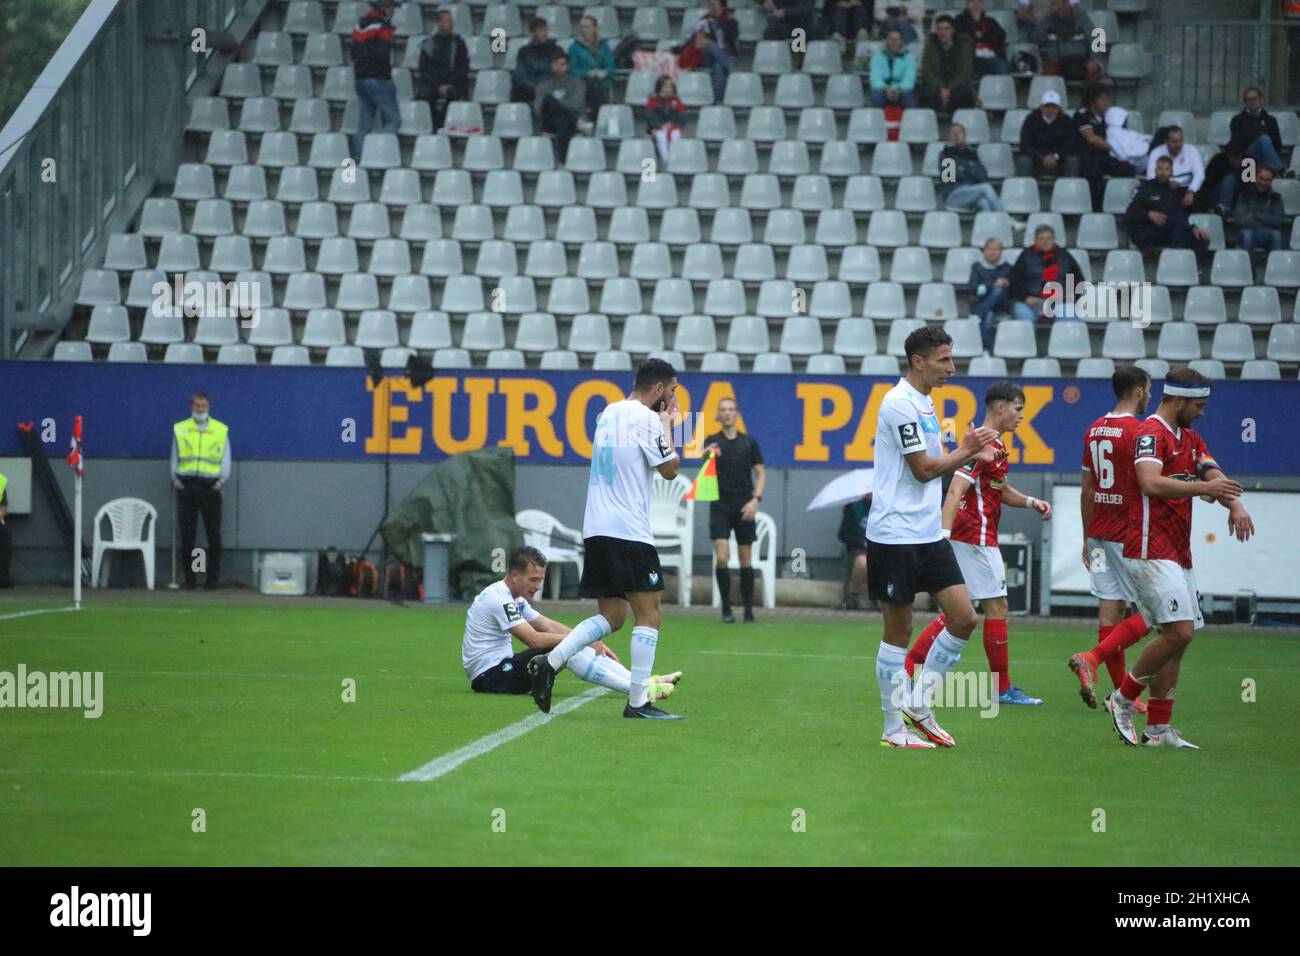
[876,641,909,735]
[546,614,612,670]
[568,646,631,694]
[628,626,659,708]
[915,628,968,715]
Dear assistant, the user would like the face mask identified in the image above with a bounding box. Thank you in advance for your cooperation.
[193,411,209,424]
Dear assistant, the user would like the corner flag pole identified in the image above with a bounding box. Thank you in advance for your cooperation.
[67,415,84,610]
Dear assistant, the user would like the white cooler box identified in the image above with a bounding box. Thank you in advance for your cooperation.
[259,552,307,596]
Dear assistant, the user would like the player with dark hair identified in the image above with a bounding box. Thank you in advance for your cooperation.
[701,396,766,624]
[867,326,999,748]
[1068,364,1154,712]
[905,381,1052,705]
[1106,367,1254,749]
[462,546,680,699]
[529,359,686,719]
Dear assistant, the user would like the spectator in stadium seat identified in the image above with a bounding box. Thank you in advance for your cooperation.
[875,1,924,44]
[418,7,470,134]
[1202,143,1244,215]
[1016,89,1078,178]
[1220,86,1287,210]
[681,0,740,103]
[512,17,565,104]
[350,0,402,160]
[1013,0,1053,44]
[534,52,591,163]
[569,16,616,111]
[938,122,1007,212]
[1125,156,1211,256]
[955,0,1009,76]
[1074,84,1135,212]
[838,493,873,610]
[823,0,872,45]
[1145,126,1204,210]
[1104,105,1152,168]
[869,28,917,109]
[646,76,688,165]
[969,238,1013,353]
[761,0,818,41]
[919,14,976,114]
[1033,0,1101,85]
[1008,224,1083,323]
[1231,165,1285,254]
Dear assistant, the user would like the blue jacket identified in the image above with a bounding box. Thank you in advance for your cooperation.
[870,48,917,92]
[567,39,615,87]
[968,260,1011,297]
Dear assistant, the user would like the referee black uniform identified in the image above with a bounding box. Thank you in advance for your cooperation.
[702,427,764,621]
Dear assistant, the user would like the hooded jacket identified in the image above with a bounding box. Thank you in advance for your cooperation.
[351,7,396,80]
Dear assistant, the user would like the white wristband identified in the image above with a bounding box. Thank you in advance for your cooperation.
[940,528,951,539]
[1026,496,1038,509]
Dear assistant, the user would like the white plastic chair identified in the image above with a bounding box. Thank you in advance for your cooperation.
[92,497,157,589]
[651,474,694,607]
[710,511,777,610]
[516,509,585,600]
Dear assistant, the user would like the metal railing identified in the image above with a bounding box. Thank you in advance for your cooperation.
[1150,19,1300,115]
[0,0,265,358]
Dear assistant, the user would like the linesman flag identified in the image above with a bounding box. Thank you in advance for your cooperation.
[683,451,718,502]
[66,416,84,476]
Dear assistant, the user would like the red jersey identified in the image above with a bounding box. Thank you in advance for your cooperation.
[1081,412,1144,543]
[951,438,1008,547]
[1123,415,1218,568]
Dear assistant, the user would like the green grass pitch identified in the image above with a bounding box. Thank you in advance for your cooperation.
[2,599,1297,866]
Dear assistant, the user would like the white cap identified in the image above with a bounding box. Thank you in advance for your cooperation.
[1040,90,1061,107]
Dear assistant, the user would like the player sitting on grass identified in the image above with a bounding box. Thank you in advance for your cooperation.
[905,381,1053,706]
[1105,367,1253,750]
[462,546,681,700]
[1068,364,1153,714]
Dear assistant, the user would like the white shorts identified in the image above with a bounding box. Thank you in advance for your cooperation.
[951,540,1007,600]
[1126,558,1204,630]
[1087,537,1133,602]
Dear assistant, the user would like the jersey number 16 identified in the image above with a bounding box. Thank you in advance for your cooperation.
[1089,439,1115,489]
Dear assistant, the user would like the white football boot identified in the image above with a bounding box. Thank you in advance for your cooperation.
[902,706,956,748]
[1141,726,1200,750]
[1107,692,1139,746]
[881,727,937,749]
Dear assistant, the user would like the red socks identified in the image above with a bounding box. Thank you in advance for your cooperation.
[982,618,1010,693]
[1089,614,1149,687]
[1119,672,1147,702]
[905,614,946,678]
[1146,697,1173,726]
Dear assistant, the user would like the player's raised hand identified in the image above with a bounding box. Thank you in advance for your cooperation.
[1203,475,1242,501]
[1227,505,1254,542]
[960,425,998,457]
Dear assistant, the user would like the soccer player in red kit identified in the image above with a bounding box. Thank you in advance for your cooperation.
[1106,367,1253,749]
[1067,365,1154,713]
[905,382,1053,705]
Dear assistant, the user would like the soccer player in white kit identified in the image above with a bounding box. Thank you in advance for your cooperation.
[528,359,686,720]
[462,546,681,700]
[867,326,998,749]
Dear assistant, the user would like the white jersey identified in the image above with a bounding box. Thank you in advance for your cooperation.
[867,377,945,545]
[583,398,677,544]
[462,579,541,681]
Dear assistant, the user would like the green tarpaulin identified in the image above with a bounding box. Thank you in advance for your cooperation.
[380,447,522,599]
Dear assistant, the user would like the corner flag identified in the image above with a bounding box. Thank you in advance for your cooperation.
[684,452,719,502]
[66,416,84,476]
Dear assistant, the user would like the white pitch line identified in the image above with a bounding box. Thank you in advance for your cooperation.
[0,606,79,622]
[398,686,610,783]
[0,767,390,784]
[700,650,874,661]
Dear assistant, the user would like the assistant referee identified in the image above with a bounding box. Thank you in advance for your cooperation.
[701,397,765,623]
